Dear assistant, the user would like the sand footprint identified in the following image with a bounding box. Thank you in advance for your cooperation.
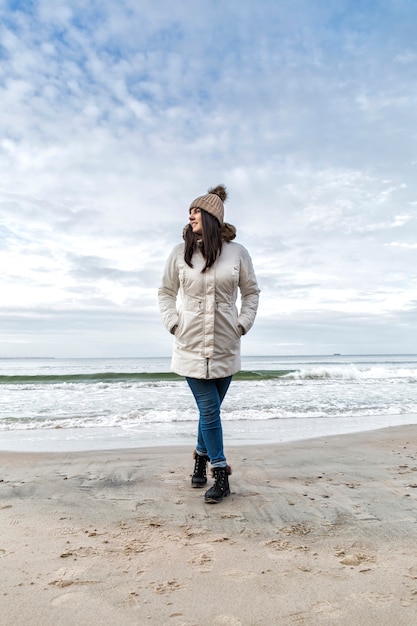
[155,579,186,594]
[212,615,242,626]
[222,568,257,580]
[50,590,91,606]
[188,551,213,570]
[290,600,343,623]
[264,538,291,551]
[352,590,394,605]
[312,600,344,616]
[160,471,184,486]
[406,564,417,579]
[334,548,375,567]
[281,523,312,536]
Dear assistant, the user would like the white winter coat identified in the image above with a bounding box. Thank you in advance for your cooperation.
[158,238,260,379]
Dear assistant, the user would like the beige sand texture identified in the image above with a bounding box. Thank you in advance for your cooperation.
[1,424,417,625]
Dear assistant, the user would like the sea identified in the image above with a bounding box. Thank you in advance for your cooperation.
[0,354,416,452]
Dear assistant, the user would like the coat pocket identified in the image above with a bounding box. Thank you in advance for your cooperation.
[216,302,241,339]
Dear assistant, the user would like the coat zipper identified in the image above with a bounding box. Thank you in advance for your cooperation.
[206,358,210,378]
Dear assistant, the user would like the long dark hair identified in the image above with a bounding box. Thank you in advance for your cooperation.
[184,210,223,272]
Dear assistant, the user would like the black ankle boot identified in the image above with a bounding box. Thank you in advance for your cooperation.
[204,465,232,503]
[191,451,209,488]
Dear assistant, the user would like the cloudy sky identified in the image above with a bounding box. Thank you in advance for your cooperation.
[1,0,417,358]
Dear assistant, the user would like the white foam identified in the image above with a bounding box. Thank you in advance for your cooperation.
[1,413,417,452]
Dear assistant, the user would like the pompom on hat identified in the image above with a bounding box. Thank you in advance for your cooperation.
[189,184,227,225]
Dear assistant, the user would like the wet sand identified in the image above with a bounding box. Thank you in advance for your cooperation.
[1,425,417,625]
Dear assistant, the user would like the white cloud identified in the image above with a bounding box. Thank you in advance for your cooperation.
[1,0,417,357]
[387,242,417,249]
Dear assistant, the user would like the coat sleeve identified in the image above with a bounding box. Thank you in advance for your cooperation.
[158,246,181,334]
[237,247,260,335]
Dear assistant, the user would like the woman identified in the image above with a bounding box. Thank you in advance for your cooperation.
[158,185,260,503]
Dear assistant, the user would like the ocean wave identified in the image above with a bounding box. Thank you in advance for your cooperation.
[1,403,417,431]
[0,371,182,385]
[0,369,297,385]
[3,365,417,386]
[285,365,417,381]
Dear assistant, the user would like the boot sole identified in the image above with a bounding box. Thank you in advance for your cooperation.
[205,489,230,503]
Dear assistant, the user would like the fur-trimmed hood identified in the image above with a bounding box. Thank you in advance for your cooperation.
[182,222,236,242]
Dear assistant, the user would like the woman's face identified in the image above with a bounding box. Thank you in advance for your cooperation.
[189,207,203,235]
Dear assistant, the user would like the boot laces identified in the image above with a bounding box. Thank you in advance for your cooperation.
[194,453,208,477]
[214,468,227,490]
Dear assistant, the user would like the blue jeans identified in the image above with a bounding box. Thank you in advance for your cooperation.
[185,376,232,468]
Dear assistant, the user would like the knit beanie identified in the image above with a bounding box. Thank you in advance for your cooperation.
[189,185,227,225]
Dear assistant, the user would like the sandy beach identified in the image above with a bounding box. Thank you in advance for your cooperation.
[2,425,417,625]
